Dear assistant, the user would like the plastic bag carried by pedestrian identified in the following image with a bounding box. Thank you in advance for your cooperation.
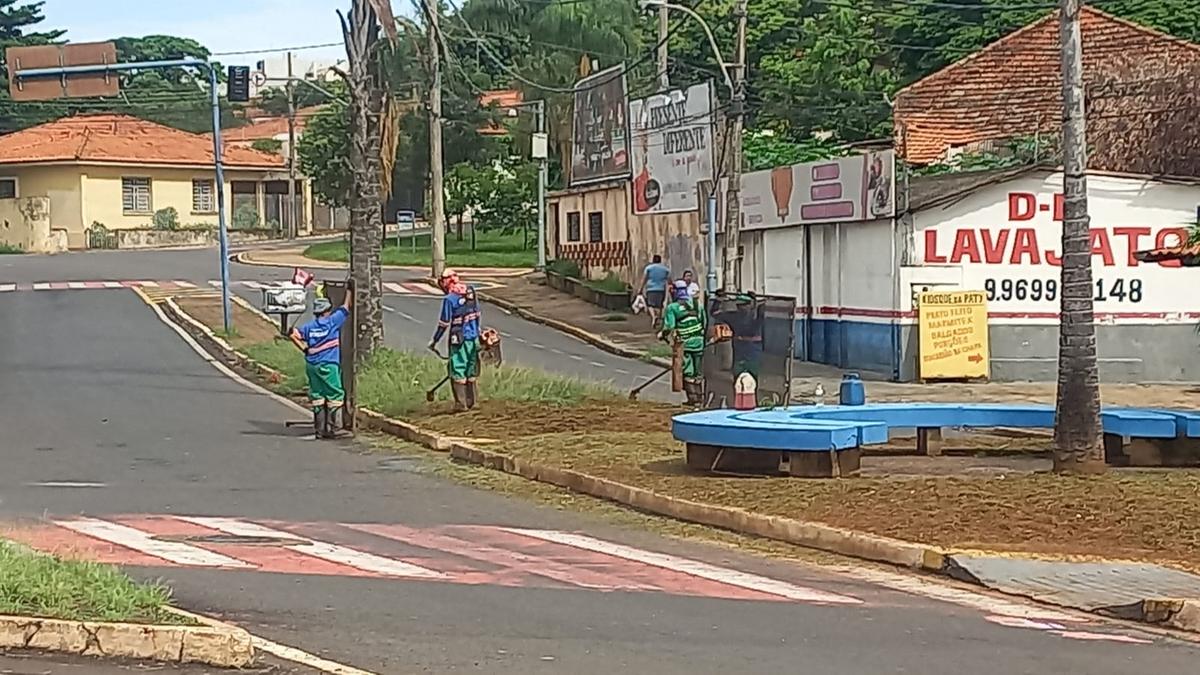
[631,293,647,314]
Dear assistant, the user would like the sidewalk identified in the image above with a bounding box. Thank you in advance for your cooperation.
[481,274,665,356]
[235,247,531,277]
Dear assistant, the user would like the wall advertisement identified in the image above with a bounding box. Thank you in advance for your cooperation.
[915,173,1200,321]
[917,290,990,380]
[570,65,631,186]
[739,150,895,230]
[629,82,714,215]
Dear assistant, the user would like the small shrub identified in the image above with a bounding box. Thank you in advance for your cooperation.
[585,271,628,294]
[547,258,581,279]
[251,138,284,154]
[0,243,23,254]
[152,207,180,230]
[232,202,261,230]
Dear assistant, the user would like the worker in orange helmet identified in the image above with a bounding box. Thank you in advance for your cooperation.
[429,268,482,410]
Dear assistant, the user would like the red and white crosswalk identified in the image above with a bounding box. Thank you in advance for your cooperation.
[0,515,862,604]
[0,280,445,296]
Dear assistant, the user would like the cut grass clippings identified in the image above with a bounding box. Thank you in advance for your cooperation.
[0,540,181,624]
[304,230,535,268]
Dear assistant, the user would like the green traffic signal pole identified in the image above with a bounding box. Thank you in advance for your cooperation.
[13,57,234,333]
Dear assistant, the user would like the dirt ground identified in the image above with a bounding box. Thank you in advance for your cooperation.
[412,400,677,440]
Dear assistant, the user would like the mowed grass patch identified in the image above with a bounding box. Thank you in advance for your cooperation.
[0,541,182,624]
[304,229,535,268]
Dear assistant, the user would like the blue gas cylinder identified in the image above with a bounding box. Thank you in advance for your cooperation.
[839,373,866,406]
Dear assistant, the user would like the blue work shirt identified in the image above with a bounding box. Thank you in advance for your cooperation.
[643,263,671,292]
[432,288,481,344]
[295,307,348,365]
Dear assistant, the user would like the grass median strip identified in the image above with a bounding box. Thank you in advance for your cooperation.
[0,540,182,624]
[175,296,1200,574]
[304,230,535,268]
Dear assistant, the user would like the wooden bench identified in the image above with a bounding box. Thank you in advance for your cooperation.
[671,404,1200,478]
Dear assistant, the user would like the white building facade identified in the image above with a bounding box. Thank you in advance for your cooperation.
[738,163,1200,382]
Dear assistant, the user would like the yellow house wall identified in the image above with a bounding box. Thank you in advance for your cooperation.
[0,166,85,247]
[80,166,276,234]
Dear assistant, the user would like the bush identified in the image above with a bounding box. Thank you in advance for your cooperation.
[546,258,581,279]
[232,202,261,229]
[0,243,22,254]
[584,271,629,294]
[152,207,180,230]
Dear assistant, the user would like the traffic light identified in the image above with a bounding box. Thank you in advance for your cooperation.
[227,65,250,102]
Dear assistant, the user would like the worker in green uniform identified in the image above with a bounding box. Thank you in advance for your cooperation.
[660,279,708,405]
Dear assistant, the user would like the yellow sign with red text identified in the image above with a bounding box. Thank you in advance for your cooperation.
[918,290,990,380]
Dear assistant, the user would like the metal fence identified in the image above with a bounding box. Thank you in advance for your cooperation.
[703,292,795,408]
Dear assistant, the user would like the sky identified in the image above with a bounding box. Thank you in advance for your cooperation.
[40,0,386,66]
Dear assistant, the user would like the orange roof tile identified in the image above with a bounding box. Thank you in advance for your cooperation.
[212,105,327,142]
[1134,243,1200,265]
[479,89,522,109]
[895,7,1200,167]
[0,114,285,169]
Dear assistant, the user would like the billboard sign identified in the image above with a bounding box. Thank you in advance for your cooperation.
[629,82,714,214]
[740,150,895,230]
[570,64,631,185]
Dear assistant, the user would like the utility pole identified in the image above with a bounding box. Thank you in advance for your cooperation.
[721,0,748,293]
[286,51,298,239]
[426,0,447,279]
[1052,0,1105,473]
[534,100,548,269]
[657,4,670,90]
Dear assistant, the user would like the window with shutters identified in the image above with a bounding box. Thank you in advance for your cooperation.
[121,177,152,214]
[192,179,216,213]
[587,211,603,242]
[566,211,581,242]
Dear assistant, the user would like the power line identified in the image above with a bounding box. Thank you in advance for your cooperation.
[211,42,344,57]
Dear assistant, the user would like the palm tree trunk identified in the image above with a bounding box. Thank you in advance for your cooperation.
[1053,0,1105,474]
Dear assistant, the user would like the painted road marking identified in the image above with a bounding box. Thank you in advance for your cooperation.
[179,517,447,579]
[26,481,106,488]
[590,361,606,368]
[398,311,417,321]
[0,283,14,292]
[32,282,50,290]
[174,280,196,288]
[67,281,87,290]
[102,281,123,288]
[54,518,253,568]
[503,528,863,605]
[383,305,395,312]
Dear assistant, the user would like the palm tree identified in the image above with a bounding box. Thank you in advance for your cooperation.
[339,0,398,363]
[1053,0,1105,474]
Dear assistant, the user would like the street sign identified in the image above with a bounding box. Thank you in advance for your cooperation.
[918,290,990,380]
[6,42,119,100]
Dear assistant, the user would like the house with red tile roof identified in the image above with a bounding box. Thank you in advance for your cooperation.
[894,7,1200,177]
[207,105,327,152]
[0,114,314,250]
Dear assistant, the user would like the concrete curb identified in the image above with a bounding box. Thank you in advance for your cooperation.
[476,290,672,369]
[0,614,254,667]
[233,250,533,277]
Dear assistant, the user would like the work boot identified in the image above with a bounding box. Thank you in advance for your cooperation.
[312,406,328,439]
[684,379,704,406]
[465,380,478,409]
[451,381,469,412]
[327,406,351,438]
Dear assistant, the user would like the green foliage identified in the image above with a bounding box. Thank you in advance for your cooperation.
[232,202,261,230]
[304,228,536,268]
[257,83,333,116]
[0,540,180,624]
[584,271,628,294]
[546,258,581,279]
[0,242,23,254]
[474,156,538,237]
[251,138,284,154]
[912,135,1057,177]
[151,206,180,230]
[297,98,352,208]
[446,162,484,219]
[743,130,848,171]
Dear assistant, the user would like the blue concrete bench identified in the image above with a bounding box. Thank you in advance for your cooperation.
[671,403,1200,477]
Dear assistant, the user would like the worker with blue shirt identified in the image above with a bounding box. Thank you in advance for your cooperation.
[638,254,671,329]
[290,285,352,439]
[429,268,482,411]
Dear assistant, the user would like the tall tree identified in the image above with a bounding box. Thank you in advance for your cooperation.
[340,0,397,363]
[1054,0,1104,474]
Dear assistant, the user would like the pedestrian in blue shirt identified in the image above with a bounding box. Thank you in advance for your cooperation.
[429,268,482,411]
[638,254,671,329]
[290,285,352,438]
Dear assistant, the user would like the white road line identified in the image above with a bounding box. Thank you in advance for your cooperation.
[179,517,447,579]
[550,348,563,354]
[32,282,51,290]
[0,283,15,292]
[103,281,123,289]
[590,361,606,368]
[241,281,266,290]
[252,637,379,675]
[67,281,87,290]
[208,280,222,288]
[174,280,196,288]
[569,354,584,361]
[615,369,629,375]
[27,481,106,488]
[398,311,416,321]
[383,305,396,313]
[531,343,545,349]
[383,282,405,293]
[54,518,252,568]
[515,337,527,343]
[503,529,862,605]
[137,280,159,288]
